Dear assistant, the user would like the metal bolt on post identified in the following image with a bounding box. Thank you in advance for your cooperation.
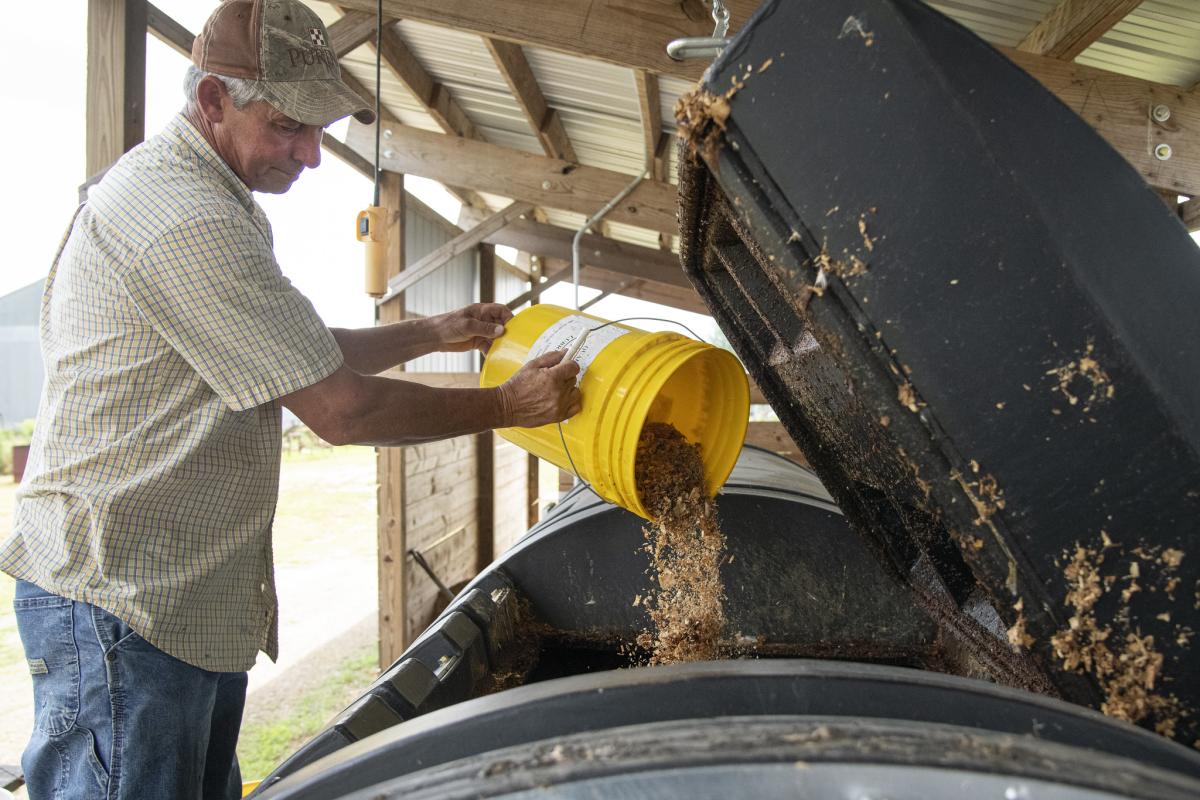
[1151,104,1172,123]
[1155,143,1173,161]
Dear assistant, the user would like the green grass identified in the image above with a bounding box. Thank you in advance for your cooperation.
[237,640,379,781]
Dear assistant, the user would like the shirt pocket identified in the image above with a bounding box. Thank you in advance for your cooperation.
[14,594,81,736]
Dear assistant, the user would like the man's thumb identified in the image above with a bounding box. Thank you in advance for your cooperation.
[527,350,567,369]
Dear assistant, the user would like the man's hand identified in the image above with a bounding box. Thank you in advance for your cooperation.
[498,351,582,428]
[435,303,514,354]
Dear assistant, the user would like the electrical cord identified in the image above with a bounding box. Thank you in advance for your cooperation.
[552,316,709,498]
[372,0,382,207]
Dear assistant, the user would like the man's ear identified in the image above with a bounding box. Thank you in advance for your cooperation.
[195,75,228,124]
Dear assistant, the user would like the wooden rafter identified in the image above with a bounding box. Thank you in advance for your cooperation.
[481,219,687,287]
[633,69,661,175]
[146,2,193,57]
[322,134,375,180]
[1181,198,1200,233]
[334,0,747,82]
[328,8,379,57]
[346,119,678,234]
[504,260,703,315]
[378,201,534,304]
[1017,0,1144,61]
[485,38,576,162]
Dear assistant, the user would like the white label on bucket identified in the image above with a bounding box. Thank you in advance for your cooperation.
[527,315,630,384]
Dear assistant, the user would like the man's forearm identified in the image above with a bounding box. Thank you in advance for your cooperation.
[334,375,511,446]
[330,320,444,375]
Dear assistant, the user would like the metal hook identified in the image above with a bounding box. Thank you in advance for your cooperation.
[667,0,731,61]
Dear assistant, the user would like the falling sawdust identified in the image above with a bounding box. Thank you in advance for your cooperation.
[1046,341,1114,414]
[634,422,726,665]
[1049,538,1188,735]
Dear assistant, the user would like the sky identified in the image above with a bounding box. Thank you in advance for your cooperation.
[0,2,716,340]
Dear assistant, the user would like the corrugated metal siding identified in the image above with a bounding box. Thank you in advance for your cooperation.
[0,328,43,423]
[1077,1,1200,87]
[404,203,477,373]
[928,0,1057,46]
[494,261,526,306]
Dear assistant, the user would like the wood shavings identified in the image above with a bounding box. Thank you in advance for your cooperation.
[858,215,876,252]
[1045,341,1114,414]
[897,382,921,412]
[636,423,726,665]
[757,57,774,73]
[1161,548,1184,568]
[675,85,736,164]
[1049,538,1186,733]
[1007,597,1034,650]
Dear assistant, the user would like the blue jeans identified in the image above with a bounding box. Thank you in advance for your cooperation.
[13,580,247,800]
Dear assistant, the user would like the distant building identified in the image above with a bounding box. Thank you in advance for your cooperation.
[0,280,44,426]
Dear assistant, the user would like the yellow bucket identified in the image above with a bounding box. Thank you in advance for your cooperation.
[480,304,750,519]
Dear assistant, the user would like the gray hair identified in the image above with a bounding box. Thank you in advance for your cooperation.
[183,64,270,112]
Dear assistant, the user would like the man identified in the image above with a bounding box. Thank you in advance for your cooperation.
[1,1,580,797]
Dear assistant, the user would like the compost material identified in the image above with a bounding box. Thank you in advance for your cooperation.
[635,422,727,664]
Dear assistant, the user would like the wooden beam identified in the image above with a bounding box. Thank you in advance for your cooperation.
[1017,0,1143,61]
[377,171,409,668]
[476,244,496,572]
[87,0,147,177]
[348,120,678,234]
[322,134,375,181]
[581,266,708,315]
[483,219,687,287]
[485,38,576,162]
[1003,46,1200,195]
[634,69,661,174]
[1182,198,1200,232]
[329,8,379,57]
[146,2,193,56]
[379,201,534,303]
[335,0,750,82]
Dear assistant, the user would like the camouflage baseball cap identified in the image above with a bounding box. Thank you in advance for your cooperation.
[192,0,375,127]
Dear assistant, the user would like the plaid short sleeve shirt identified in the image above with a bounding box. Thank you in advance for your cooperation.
[0,115,344,672]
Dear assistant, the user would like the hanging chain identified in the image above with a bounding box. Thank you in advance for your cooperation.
[711,0,731,38]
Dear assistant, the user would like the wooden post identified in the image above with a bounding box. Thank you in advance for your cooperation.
[476,245,496,568]
[87,0,147,178]
[377,171,408,669]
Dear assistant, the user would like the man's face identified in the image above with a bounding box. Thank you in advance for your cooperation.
[213,97,324,194]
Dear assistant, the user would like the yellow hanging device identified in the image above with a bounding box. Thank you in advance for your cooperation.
[358,206,388,297]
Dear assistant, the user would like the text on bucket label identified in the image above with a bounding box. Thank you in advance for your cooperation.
[527,315,630,384]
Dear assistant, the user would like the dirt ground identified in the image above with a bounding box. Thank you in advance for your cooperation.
[0,445,380,782]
